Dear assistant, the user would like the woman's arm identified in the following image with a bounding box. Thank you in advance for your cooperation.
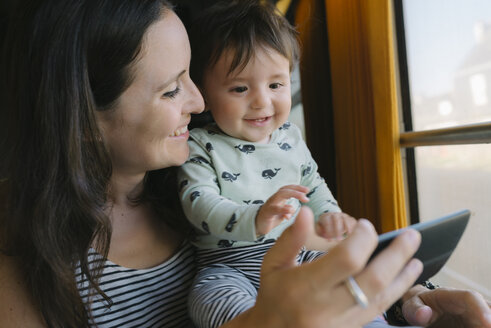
[221,206,423,328]
[0,254,47,327]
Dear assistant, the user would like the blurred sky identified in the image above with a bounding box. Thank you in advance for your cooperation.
[403,0,491,97]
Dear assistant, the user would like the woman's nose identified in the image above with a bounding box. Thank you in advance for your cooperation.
[184,78,205,115]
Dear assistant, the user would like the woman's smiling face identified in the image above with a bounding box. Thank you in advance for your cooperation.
[96,11,204,176]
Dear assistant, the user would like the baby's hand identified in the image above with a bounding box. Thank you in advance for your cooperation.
[315,212,357,241]
[255,185,309,236]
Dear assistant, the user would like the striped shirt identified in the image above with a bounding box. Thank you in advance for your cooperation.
[76,243,196,328]
[189,240,324,328]
[192,242,391,328]
[195,239,322,289]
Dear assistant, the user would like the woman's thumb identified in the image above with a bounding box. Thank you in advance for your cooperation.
[262,206,314,273]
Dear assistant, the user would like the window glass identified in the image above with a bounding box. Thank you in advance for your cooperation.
[403,0,491,298]
[403,0,491,130]
[415,145,491,298]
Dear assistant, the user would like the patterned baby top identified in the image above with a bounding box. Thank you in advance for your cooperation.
[178,121,341,249]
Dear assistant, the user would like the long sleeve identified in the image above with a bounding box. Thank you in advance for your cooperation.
[178,123,339,249]
[300,158,342,218]
[296,132,342,219]
[178,138,260,245]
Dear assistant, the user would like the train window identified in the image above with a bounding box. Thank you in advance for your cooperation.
[395,0,491,297]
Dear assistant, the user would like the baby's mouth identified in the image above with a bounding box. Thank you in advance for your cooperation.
[245,116,271,122]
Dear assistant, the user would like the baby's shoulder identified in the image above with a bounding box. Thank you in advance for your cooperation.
[189,124,221,141]
[277,121,302,137]
[275,121,306,146]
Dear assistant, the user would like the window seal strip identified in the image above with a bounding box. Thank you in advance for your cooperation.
[400,121,491,148]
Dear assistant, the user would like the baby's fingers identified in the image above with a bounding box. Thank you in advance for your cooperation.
[317,214,350,240]
[342,215,357,234]
[269,185,310,204]
[259,203,295,220]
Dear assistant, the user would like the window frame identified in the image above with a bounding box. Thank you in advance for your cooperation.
[393,0,491,224]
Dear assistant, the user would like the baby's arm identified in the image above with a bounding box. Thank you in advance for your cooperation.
[300,160,341,214]
[179,139,260,242]
[300,157,354,250]
[255,185,309,236]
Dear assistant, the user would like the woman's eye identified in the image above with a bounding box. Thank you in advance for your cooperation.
[270,83,282,89]
[163,86,181,99]
[231,86,248,93]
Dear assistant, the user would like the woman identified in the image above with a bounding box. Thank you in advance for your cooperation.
[0,0,489,327]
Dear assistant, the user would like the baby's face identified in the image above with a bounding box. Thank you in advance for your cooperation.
[201,47,291,143]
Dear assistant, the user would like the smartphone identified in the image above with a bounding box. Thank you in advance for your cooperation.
[369,209,470,284]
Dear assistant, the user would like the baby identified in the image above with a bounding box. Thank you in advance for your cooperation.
[176,1,388,327]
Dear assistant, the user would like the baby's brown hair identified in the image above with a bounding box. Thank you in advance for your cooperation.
[189,0,299,88]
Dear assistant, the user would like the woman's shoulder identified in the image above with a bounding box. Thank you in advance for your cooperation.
[0,253,47,327]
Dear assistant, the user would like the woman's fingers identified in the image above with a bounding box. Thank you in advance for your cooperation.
[360,229,422,297]
[372,258,423,310]
[308,219,379,287]
[262,206,314,271]
[341,229,423,317]
[309,223,422,307]
[257,206,426,328]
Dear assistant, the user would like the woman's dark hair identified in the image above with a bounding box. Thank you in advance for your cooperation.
[188,0,299,88]
[0,0,177,326]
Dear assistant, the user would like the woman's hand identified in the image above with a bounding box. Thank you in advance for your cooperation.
[401,284,491,327]
[226,206,423,328]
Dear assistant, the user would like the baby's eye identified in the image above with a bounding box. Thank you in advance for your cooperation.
[269,83,283,89]
[231,86,248,93]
